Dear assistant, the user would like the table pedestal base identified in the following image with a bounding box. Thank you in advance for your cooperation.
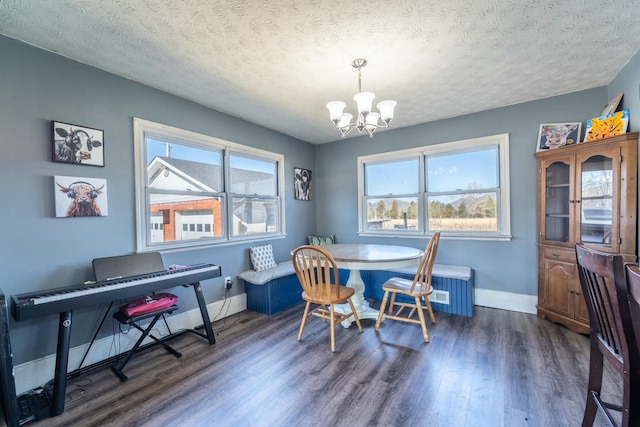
[335,269,383,328]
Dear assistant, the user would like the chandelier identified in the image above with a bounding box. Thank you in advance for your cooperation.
[326,58,397,138]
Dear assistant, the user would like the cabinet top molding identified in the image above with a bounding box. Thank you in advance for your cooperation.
[534,132,638,159]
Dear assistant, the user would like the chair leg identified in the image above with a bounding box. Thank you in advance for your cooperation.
[347,298,363,332]
[330,304,336,352]
[415,296,429,343]
[423,296,436,323]
[581,340,604,427]
[626,371,640,427]
[388,293,397,315]
[375,291,390,331]
[298,301,311,341]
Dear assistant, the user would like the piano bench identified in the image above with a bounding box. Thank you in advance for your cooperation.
[111,304,182,382]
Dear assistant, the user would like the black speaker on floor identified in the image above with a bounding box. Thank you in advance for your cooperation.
[0,289,19,427]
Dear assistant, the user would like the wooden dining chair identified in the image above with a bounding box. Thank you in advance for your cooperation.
[626,264,640,358]
[292,245,362,352]
[575,244,640,427]
[374,231,440,343]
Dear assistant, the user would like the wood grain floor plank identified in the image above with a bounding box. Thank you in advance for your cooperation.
[25,302,622,427]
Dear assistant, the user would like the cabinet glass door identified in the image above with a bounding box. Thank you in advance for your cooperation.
[544,161,571,242]
[579,154,613,247]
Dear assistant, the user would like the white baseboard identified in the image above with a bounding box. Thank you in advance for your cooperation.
[474,288,537,314]
[14,294,247,394]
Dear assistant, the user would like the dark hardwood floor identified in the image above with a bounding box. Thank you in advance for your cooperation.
[29,301,622,427]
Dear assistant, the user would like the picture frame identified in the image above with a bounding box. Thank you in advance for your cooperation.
[584,109,629,142]
[536,123,582,152]
[294,167,312,200]
[600,92,623,117]
[52,121,104,167]
[54,175,108,217]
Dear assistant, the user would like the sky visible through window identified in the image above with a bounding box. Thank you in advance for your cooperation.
[147,139,218,165]
[146,139,273,173]
[367,148,497,195]
[428,148,497,193]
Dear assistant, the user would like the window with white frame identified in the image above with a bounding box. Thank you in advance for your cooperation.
[134,118,284,251]
[358,133,511,240]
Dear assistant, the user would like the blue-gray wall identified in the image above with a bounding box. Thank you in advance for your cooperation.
[0,36,316,363]
[1,32,639,366]
[315,89,607,297]
[609,49,640,132]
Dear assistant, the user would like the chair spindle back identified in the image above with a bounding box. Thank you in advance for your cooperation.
[293,245,341,300]
[576,244,630,367]
[410,232,441,294]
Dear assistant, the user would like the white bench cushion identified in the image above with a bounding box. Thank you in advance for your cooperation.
[387,263,472,281]
[239,261,471,285]
[239,260,296,285]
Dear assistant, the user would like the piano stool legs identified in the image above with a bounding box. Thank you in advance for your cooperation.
[111,305,182,382]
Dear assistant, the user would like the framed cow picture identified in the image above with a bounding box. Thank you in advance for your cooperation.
[536,123,581,152]
[54,176,108,217]
[294,167,312,200]
[51,121,104,167]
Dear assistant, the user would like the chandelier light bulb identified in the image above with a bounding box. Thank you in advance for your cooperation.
[354,92,375,115]
[338,113,353,129]
[326,101,346,123]
[376,100,397,123]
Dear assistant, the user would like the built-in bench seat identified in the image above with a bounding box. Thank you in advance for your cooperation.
[240,261,474,317]
[239,261,301,315]
[365,264,474,317]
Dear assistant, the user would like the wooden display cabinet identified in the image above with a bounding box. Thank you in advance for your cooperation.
[535,132,638,334]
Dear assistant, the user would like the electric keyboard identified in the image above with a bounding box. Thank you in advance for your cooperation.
[10,260,221,417]
[11,263,220,321]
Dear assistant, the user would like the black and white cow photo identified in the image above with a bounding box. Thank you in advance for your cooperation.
[52,121,104,166]
[294,167,312,200]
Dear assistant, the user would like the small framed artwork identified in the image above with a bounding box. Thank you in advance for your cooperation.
[600,92,623,117]
[294,167,312,200]
[54,176,108,217]
[584,109,629,142]
[536,123,582,152]
[52,121,104,167]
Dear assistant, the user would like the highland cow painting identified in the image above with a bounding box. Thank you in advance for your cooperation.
[54,176,108,217]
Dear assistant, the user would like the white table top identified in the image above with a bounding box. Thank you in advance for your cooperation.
[319,244,424,269]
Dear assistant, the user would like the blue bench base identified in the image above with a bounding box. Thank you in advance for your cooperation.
[365,270,474,317]
[243,268,474,317]
[244,274,302,315]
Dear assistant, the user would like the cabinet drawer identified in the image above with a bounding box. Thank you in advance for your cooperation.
[543,247,575,263]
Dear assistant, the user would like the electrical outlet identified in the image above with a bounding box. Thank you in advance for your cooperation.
[224,276,232,289]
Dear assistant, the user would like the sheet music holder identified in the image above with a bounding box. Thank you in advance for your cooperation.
[92,252,165,282]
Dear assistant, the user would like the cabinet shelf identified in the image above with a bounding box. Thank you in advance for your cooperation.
[581,195,612,200]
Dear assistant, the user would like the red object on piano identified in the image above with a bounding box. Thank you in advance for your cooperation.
[119,293,178,317]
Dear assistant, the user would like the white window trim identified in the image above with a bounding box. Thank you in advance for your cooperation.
[133,118,286,252]
[357,133,511,241]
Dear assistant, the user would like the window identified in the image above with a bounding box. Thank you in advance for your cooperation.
[134,118,284,251]
[358,133,511,240]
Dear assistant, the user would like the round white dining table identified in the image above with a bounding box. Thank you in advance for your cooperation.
[318,243,424,326]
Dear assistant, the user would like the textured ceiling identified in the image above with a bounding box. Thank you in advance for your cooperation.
[1,0,640,144]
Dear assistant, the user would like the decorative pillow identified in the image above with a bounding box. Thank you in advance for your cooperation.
[307,235,335,245]
[250,244,278,272]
